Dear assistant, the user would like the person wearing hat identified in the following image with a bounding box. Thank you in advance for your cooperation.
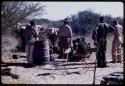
[112,20,123,63]
[58,18,73,61]
[25,20,38,65]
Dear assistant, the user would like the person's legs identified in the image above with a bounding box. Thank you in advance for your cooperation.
[25,43,30,63]
[27,44,31,64]
[97,51,102,67]
[96,41,106,67]
[96,45,102,67]
[102,47,106,67]
[22,41,25,52]
[20,38,25,52]
[58,38,63,59]
[28,44,34,64]
[117,42,122,63]
[102,40,107,67]
[65,53,69,63]
[59,37,69,59]
[58,47,63,59]
[112,39,117,63]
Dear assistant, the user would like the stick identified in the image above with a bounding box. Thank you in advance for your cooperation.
[92,59,97,86]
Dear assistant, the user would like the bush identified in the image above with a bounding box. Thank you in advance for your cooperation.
[1,34,19,59]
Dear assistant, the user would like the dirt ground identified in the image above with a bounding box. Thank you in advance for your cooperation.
[1,36,123,84]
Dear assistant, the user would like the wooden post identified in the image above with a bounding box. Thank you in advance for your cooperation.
[92,59,97,86]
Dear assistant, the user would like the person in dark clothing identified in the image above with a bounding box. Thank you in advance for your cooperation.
[25,20,38,64]
[92,16,115,68]
[20,26,25,52]
[68,38,81,61]
[58,18,73,60]
[15,24,26,52]
[48,28,59,54]
[69,37,91,61]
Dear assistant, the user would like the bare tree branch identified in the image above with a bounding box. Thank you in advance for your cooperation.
[1,1,46,34]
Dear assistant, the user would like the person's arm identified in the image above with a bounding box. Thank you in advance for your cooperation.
[106,24,115,33]
[24,27,28,42]
[92,25,97,45]
[32,27,38,39]
[119,25,123,36]
[57,28,60,38]
[69,26,73,47]
[57,27,61,43]
[92,28,96,41]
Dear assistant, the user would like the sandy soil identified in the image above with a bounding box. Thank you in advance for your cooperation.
[1,36,123,84]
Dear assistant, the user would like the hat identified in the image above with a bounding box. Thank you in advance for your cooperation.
[99,16,104,22]
[81,37,85,40]
[64,18,71,23]
[113,20,118,25]
[30,20,35,26]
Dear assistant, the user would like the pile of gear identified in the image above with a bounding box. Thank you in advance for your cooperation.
[68,37,92,61]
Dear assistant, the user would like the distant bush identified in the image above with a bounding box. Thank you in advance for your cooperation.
[33,9,123,36]
[70,10,123,35]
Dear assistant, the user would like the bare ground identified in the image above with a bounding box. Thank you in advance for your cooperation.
[1,36,123,84]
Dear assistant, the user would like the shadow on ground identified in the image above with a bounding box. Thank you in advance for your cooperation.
[1,62,35,68]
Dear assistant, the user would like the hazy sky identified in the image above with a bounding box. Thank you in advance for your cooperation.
[36,2,123,21]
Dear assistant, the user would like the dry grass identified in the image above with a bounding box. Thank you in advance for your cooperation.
[1,34,19,62]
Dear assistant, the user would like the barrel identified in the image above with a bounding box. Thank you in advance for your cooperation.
[100,72,123,85]
[33,39,50,65]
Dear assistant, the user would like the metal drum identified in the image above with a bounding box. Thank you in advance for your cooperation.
[33,39,50,65]
[100,72,123,85]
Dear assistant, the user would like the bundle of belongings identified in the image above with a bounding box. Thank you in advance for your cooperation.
[68,37,92,61]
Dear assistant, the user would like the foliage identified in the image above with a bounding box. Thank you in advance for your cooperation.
[71,10,100,35]
[33,9,123,36]
[1,1,45,34]
[1,1,45,55]
[1,3,123,54]
[70,10,123,35]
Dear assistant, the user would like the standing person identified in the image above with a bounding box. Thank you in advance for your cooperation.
[112,20,123,63]
[20,25,26,52]
[92,16,115,68]
[48,28,59,54]
[58,18,73,61]
[25,20,38,65]
[15,24,25,52]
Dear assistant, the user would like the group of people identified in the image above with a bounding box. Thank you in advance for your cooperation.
[92,17,123,68]
[21,16,122,67]
[68,37,92,61]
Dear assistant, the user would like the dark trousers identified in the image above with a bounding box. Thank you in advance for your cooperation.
[58,36,70,59]
[96,40,106,67]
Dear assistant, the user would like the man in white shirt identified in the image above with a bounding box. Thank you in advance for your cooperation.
[112,20,123,63]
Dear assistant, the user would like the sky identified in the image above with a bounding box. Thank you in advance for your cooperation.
[36,2,123,21]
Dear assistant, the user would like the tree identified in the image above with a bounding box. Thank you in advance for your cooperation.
[70,10,123,36]
[1,1,45,34]
[1,1,46,56]
[71,10,100,35]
